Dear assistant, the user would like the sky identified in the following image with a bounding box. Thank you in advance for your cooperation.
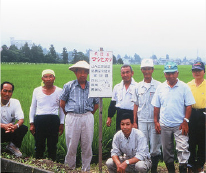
[1,0,206,60]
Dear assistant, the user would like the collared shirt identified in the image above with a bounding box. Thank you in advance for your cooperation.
[111,128,150,161]
[29,86,65,124]
[187,79,206,109]
[60,80,99,114]
[151,79,195,127]
[112,78,138,110]
[133,78,161,122]
[1,98,24,124]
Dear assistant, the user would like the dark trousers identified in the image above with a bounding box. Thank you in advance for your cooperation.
[116,109,133,131]
[188,108,205,168]
[1,125,28,148]
[34,115,60,161]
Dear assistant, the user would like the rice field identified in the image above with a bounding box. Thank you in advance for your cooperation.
[1,63,200,164]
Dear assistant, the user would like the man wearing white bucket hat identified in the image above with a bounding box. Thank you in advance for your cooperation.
[133,59,161,173]
[60,60,99,171]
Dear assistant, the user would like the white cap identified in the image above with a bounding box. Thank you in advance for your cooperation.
[141,59,154,68]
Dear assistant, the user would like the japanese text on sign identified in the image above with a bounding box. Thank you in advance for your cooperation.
[89,51,113,97]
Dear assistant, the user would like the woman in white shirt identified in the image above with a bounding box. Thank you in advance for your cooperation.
[29,69,65,161]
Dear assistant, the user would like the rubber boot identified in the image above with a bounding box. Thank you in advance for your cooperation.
[179,163,187,173]
[151,155,160,173]
[166,162,175,173]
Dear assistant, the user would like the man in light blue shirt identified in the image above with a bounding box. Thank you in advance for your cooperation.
[133,59,161,173]
[106,113,152,173]
[151,62,195,173]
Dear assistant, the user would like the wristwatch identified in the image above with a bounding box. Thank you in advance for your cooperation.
[184,118,189,123]
[125,160,130,165]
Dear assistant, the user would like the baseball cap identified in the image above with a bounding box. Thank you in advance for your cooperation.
[141,59,154,68]
[192,61,205,71]
[164,62,178,73]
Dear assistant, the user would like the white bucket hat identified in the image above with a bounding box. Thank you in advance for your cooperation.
[141,59,154,68]
[69,60,90,72]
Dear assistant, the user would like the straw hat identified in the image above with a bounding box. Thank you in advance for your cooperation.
[69,60,90,72]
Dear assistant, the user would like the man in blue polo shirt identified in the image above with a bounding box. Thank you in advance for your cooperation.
[151,62,195,173]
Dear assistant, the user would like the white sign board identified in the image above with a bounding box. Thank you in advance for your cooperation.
[89,51,113,98]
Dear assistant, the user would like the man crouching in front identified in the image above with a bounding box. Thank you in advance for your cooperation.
[106,113,152,173]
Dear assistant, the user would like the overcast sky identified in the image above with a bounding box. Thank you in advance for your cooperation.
[1,0,206,60]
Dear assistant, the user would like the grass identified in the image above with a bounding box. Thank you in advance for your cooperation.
[1,63,204,165]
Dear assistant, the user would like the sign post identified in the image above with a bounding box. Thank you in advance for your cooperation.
[89,49,113,172]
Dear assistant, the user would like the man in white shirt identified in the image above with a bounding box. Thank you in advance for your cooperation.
[106,113,152,173]
[106,64,138,131]
[29,69,65,161]
[1,81,28,157]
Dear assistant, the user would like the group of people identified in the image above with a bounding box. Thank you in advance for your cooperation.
[1,59,205,173]
[105,60,205,173]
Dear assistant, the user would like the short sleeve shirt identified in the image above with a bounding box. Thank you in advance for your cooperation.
[151,79,196,127]
[112,78,138,110]
[60,80,99,114]
[1,98,24,124]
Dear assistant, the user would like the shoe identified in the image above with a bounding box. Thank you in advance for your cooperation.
[6,142,22,157]
[197,167,204,173]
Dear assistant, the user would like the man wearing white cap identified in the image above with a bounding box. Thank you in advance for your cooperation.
[133,59,161,173]
[29,69,65,161]
[60,60,99,171]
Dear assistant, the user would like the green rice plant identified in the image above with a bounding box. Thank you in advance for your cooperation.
[1,63,204,164]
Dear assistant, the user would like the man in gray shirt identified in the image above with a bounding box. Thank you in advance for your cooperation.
[106,113,151,173]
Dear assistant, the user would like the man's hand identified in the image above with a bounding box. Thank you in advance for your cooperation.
[30,123,35,135]
[155,122,161,134]
[59,124,64,136]
[106,117,112,127]
[117,161,127,173]
[3,123,14,133]
[133,122,138,129]
[179,120,189,136]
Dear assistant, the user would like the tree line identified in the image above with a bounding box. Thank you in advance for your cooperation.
[1,43,125,64]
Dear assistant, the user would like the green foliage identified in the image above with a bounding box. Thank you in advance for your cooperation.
[1,63,199,164]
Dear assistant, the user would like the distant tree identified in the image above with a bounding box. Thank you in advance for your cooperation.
[72,49,89,63]
[151,54,157,60]
[113,55,117,64]
[134,53,141,64]
[21,42,31,62]
[72,49,78,63]
[117,54,121,60]
[7,45,24,62]
[62,47,68,64]
[123,54,130,59]
[47,44,58,63]
[85,49,92,57]
[117,58,124,64]
[1,45,9,62]
[30,44,44,63]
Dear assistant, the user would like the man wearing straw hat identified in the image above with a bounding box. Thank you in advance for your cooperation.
[29,69,65,161]
[60,60,99,172]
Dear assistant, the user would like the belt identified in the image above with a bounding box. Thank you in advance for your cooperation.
[192,108,206,115]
